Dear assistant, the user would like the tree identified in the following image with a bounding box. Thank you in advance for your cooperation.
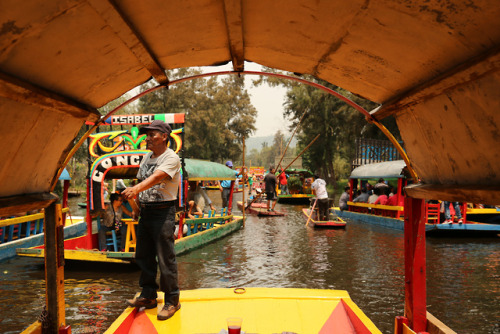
[137,69,257,162]
[253,67,401,191]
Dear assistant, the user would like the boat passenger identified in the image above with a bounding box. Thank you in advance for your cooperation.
[248,173,254,195]
[366,183,373,195]
[311,175,329,220]
[374,178,389,191]
[443,201,463,224]
[368,187,380,204]
[386,188,399,206]
[353,187,369,203]
[98,193,132,252]
[187,181,215,219]
[338,186,350,211]
[374,187,389,205]
[122,119,182,321]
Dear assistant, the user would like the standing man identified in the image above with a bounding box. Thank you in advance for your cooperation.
[311,175,330,221]
[264,166,278,211]
[122,120,181,321]
[219,161,243,208]
[278,168,289,195]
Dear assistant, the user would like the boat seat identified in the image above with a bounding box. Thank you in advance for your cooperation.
[25,218,43,237]
[426,202,441,224]
[97,217,120,252]
[7,223,22,242]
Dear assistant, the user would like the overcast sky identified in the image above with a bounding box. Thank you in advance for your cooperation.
[202,62,291,138]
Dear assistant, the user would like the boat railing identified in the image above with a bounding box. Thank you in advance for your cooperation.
[0,207,70,244]
[183,214,233,236]
[347,201,404,219]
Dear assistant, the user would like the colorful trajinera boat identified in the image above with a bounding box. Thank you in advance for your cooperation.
[5,1,499,333]
[277,168,315,204]
[335,160,500,237]
[0,169,87,262]
[236,200,286,216]
[17,115,245,264]
[303,208,346,228]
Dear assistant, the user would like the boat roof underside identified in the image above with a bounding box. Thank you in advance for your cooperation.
[1,0,500,215]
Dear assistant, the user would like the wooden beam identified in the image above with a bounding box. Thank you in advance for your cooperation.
[372,45,500,120]
[426,312,457,334]
[87,0,169,85]
[222,0,245,72]
[0,71,100,122]
[404,197,427,332]
[0,193,58,217]
[405,183,500,206]
[43,203,66,333]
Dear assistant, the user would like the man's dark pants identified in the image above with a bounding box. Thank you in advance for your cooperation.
[136,205,179,306]
[222,188,231,208]
[317,198,330,221]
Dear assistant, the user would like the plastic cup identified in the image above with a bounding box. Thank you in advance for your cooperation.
[226,317,242,334]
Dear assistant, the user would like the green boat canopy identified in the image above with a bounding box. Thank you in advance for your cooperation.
[285,169,314,178]
[350,160,407,180]
[185,159,236,181]
[102,158,236,181]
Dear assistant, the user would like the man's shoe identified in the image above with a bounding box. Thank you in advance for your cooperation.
[457,219,463,224]
[126,296,157,309]
[157,303,181,320]
[444,219,453,224]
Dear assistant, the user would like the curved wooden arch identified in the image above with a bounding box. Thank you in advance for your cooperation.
[54,71,417,189]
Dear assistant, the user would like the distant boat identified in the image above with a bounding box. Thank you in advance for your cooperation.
[336,160,500,237]
[278,168,315,204]
[236,201,285,216]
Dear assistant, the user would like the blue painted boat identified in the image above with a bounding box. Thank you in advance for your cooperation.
[337,161,500,237]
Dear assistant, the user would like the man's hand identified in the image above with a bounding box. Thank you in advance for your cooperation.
[122,186,139,201]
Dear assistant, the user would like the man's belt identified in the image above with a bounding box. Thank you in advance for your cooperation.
[140,200,176,209]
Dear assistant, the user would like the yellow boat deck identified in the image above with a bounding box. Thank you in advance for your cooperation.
[105,288,381,333]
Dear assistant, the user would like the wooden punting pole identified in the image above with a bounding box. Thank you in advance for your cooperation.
[242,137,246,227]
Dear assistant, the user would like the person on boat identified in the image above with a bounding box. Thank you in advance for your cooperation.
[353,187,369,203]
[187,181,216,219]
[368,187,380,204]
[338,186,350,211]
[98,193,132,252]
[219,161,244,208]
[248,173,254,195]
[443,201,463,224]
[366,183,374,196]
[311,175,329,220]
[374,178,389,191]
[264,166,278,211]
[374,187,389,205]
[121,120,181,321]
[278,168,289,195]
[116,183,138,219]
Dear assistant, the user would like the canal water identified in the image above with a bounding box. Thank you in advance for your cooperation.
[0,192,499,334]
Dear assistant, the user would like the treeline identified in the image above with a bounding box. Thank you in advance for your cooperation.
[68,67,400,193]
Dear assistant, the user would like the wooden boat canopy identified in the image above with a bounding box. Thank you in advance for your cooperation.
[1,0,500,215]
[350,160,408,180]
